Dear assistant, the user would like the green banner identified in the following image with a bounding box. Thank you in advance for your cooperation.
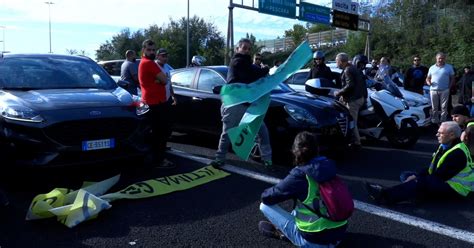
[221,41,312,160]
[26,166,230,228]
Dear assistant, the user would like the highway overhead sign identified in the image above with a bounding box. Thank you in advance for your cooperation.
[258,0,296,19]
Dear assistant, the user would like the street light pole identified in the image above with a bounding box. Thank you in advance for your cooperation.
[45,1,54,53]
[186,0,190,67]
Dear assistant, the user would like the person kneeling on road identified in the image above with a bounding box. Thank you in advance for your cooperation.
[366,121,474,205]
[258,131,348,247]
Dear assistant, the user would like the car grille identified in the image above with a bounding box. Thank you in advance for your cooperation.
[423,106,431,118]
[336,116,348,136]
[43,118,139,146]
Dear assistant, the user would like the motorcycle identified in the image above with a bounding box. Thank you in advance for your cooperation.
[305,76,419,148]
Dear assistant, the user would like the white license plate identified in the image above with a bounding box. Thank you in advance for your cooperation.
[82,139,115,151]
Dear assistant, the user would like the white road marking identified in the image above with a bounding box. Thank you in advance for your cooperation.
[169,149,474,244]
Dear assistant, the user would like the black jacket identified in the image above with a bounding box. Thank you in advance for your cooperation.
[261,156,347,244]
[457,72,474,105]
[418,139,467,181]
[337,65,366,101]
[307,64,333,81]
[226,53,269,84]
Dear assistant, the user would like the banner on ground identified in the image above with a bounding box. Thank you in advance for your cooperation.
[26,166,230,228]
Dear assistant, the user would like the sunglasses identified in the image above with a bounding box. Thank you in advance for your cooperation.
[413,59,420,61]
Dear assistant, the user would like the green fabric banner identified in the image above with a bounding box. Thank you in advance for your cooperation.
[221,41,313,160]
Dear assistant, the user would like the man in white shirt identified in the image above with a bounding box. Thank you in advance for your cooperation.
[156,48,177,106]
[426,52,455,124]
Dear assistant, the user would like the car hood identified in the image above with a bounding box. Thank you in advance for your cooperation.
[271,91,336,110]
[1,88,133,111]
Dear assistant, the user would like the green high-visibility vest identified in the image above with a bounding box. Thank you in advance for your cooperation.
[429,143,474,197]
[294,175,347,233]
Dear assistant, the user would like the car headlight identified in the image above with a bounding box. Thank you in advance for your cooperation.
[1,105,44,122]
[284,105,318,125]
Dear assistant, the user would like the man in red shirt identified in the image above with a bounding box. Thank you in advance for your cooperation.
[138,39,175,169]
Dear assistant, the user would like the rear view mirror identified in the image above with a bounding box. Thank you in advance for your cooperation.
[212,85,223,94]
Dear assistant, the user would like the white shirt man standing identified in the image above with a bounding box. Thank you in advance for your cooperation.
[426,52,455,124]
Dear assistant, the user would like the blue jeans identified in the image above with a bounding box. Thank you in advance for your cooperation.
[259,203,339,248]
[216,103,272,161]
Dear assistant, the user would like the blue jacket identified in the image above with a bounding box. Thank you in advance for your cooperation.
[261,156,346,244]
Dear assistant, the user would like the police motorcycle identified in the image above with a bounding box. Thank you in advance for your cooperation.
[305,75,419,148]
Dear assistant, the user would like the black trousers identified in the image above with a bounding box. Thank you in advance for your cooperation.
[147,99,172,164]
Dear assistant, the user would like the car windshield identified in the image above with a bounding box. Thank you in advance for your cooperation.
[0,56,117,90]
[216,66,294,93]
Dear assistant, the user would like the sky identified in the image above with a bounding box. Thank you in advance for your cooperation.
[0,0,336,60]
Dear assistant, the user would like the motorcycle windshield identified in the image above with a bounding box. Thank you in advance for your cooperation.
[383,75,404,98]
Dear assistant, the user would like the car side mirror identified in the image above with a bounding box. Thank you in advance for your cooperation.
[212,85,223,94]
[117,80,130,89]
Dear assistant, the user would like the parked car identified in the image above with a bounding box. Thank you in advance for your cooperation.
[170,66,354,161]
[285,68,432,127]
[0,54,148,166]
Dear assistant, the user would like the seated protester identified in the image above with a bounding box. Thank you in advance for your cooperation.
[451,105,472,130]
[366,121,474,204]
[259,131,347,247]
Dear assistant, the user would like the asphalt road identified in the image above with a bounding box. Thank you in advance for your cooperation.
[1,127,473,247]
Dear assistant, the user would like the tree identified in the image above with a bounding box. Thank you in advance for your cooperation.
[284,24,307,48]
[95,16,225,68]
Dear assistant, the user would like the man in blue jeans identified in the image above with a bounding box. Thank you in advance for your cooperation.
[209,38,273,169]
[366,121,473,204]
[259,132,347,247]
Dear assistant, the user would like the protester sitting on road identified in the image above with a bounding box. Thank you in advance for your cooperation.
[451,105,472,130]
[258,131,348,246]
[366,121,474,205]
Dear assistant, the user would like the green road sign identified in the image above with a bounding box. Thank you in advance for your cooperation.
[258,0,296,19]
[299,2,330,25]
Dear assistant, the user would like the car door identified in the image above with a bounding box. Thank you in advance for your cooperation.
[192,68,226,134]
[170,68,201,132]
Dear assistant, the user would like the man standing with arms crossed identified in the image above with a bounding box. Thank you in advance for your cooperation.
[138,39,175,169]
[334,53,366,150]
[427,52,455,125]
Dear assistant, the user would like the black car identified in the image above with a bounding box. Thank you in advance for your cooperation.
[0,54,148,166]
[170,66,354,161]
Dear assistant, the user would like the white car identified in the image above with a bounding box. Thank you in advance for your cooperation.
[285,67,431,127]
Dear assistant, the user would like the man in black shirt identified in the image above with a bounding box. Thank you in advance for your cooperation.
[366,121,468,204]
[404,55,428,95]
[307,51,332,81]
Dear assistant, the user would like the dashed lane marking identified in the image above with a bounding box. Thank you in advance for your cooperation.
[169,149,474,244]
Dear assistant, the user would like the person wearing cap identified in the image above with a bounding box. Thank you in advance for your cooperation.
[451,105,472,129]
[156,48,176,106]
[366,121,474,205]
[120,50,140,95]
[307,51,332,81]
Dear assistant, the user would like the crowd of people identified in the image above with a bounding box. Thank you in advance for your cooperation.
[1,37,473,247]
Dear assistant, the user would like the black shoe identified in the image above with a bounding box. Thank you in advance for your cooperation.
[155,159,176,170]
[349,143,362,151]
[258,221,288,241]
[365,182,386,205]
[208,159,225,168]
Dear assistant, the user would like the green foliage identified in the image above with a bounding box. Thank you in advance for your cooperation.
[284,24,307,48]
[95,16,225,68]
